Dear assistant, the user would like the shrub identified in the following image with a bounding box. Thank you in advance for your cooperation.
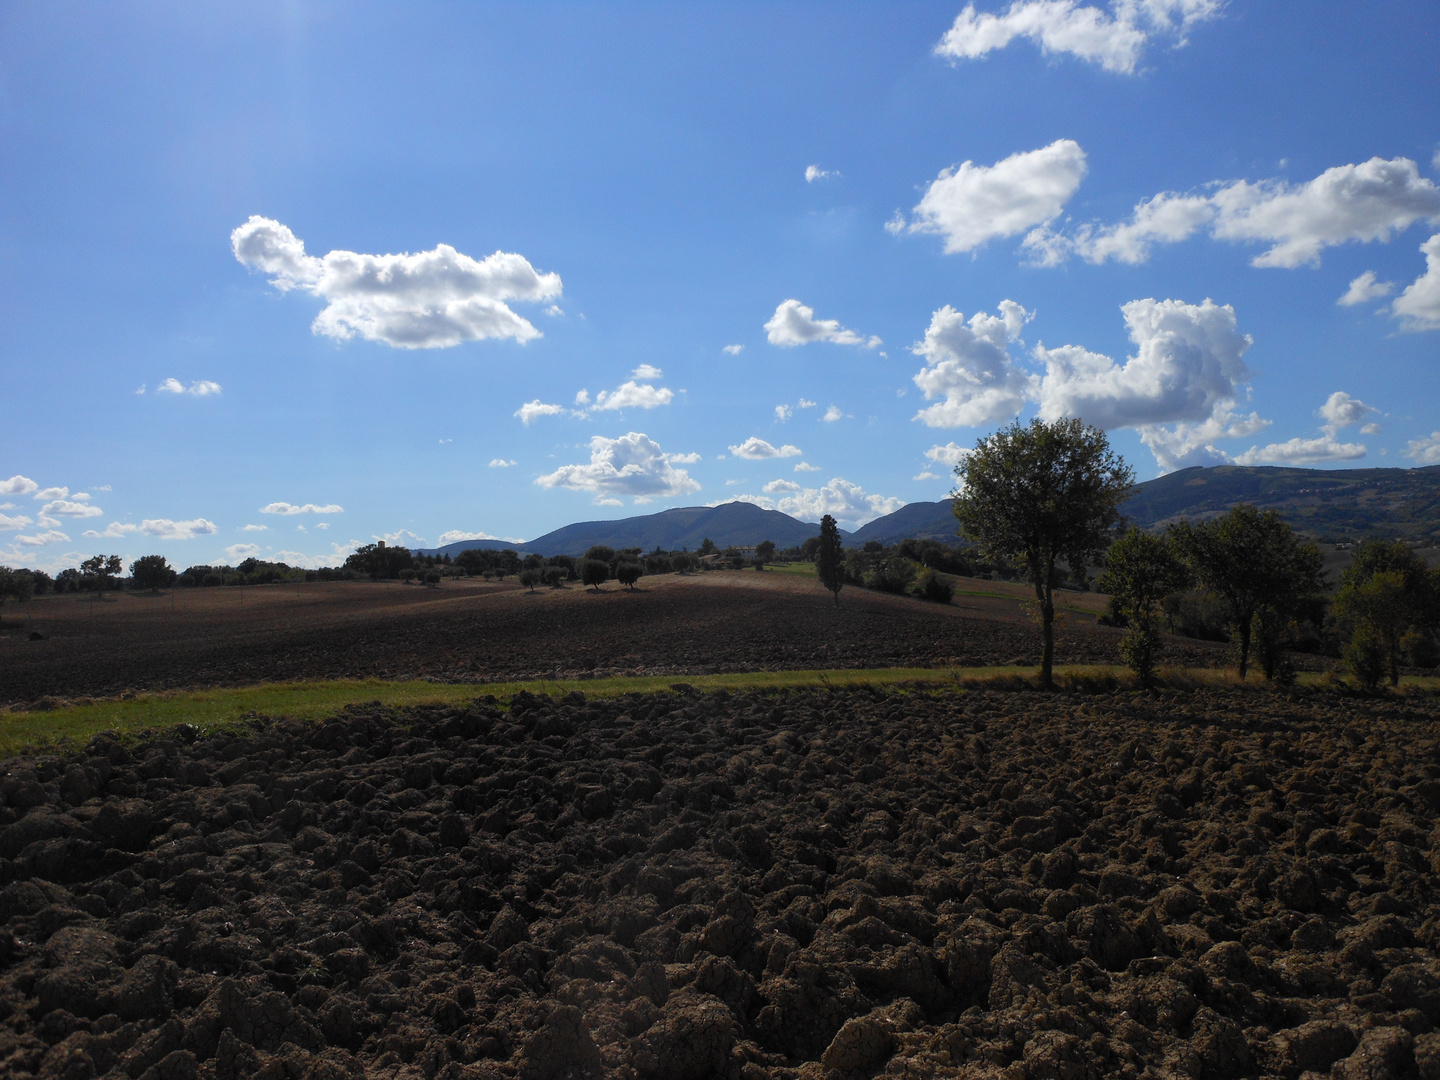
[425,570,441,587]
[580,558,608,591]
[868,558,917,595]
[913,568,953,604]
[1344,622,1387,690]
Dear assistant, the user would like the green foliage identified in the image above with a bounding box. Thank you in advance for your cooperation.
[699,537,717,556]
[0,567,36,609]
[1099,527,1191,686]
[1172,504,1324,680]
[1332,540,1437,687]
[580,558,608,591]
[542,566,565,588]
[644,553,673,575]
[755,539,776,566]
[867,557,917,594]
[79,554,124,594]
[344,542,414,581]
[897,538,973,576]
[816,515,844,605]
[913,568,954,604]
[519,568,540,591]
[616,561,642,589]
[129,554,176,592]
[953,417,1134,688]
[584,545,616,565]
[1344,621,1387,690]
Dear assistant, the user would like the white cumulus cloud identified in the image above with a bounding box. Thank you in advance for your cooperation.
[156,378,222,396]
[935,0,1219,74]
[515,400,567,425]
[1233,435,1367,467]
[901,140,1087,255]
[1318,391,1377,434]
[0,514,33,531]
[17,529,71,547]
[912,301,1035,427]
[1032,156,1440,268]
[225,543,263,562]
[593,381,674,411]
[821,406,844,422]
[260,502,343,516]
[925,442,973,467]
[764,300,879,348]
[0,476,38,497]
[729,478,904,528]
[794,462,820,472]
[1391,233,1440,331]
[242,524,268,532]
[763,479,802,494]
[231,216,561,349]
[729,437,802,460]
[723,344,744,355]
[1137,406,1271,473]
[40,497,104,523]
[437,530,503,545]
[805,165,839,183]
[775,404,793,422]
[536,432,701,502]
[1338,271,1396,307]
[489,458,517,468]
[1406,432,1440,465]
[83,518,218,541]
[632,364,663,379]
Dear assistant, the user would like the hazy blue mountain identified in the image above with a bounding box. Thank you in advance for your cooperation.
[849,500,958,546]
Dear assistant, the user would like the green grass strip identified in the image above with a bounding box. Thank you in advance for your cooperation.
[3,666,1437,756]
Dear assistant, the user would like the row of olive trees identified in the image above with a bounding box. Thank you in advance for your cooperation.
[940,416,1438,690]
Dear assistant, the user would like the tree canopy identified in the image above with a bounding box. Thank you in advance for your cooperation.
[1333,539,1438,686]
[953,417,1134,688]
[815,515,844,606]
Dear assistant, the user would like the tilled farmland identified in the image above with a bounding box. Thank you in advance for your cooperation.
[3,686,1440,1079]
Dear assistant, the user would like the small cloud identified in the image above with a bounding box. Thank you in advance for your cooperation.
[1337,271,1396,307]
[913,471,940,481]
[596,498,623,507]
[16,529,70,547]
[798,398,817,409]
[437,529,503,545]
[925,442,971,467]
[775,404,793,422]
[515,399,567,425]
[666,451,702,464]
[1361,422,1382,435]
[821,405,843,422]
[805,165,839,183]
[1319,391,1379,434]
[135,517,218,540]
[545,304,564,317]
[794,461,820,472]
[316,522,329,529]
[489,458,518,468]
[135,384,146,395]
[632,363,663,379]
[764,299,878,348]
[376,529,426,547]
[729,437,802,460]
[261,502,343,515]
[723,344,744,355]
[95,485,111,492]
[884,211,906,236]
[297,524,307,532]
[0,476,38,497]
[225,543,262,562]
[157,378,222,396]
[34,486,68,500]
[241,523,268,532]
[438,438,452,444]
[574,389,591,406]
[763,479,801,493]
[594,380,674,411]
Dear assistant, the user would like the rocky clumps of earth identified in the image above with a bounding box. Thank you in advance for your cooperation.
[0,685,1438,1079]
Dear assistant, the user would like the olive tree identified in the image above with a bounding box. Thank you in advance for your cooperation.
[1171,505,1323,680]
[615,561,642,590]
[580,558,608,591]
[953,418,1134,689]
[1099,528,1191,686]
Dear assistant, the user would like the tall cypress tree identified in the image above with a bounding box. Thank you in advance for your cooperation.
[816,514,844,606]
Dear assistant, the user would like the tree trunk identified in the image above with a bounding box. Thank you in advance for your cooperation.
[1237,615,1251,680]
[1040,589,1055,690]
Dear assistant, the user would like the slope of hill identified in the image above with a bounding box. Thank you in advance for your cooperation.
[849,500,957,545]
[1121,464,1440,539]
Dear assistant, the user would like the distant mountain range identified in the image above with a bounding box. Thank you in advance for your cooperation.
[417,463,1440,557]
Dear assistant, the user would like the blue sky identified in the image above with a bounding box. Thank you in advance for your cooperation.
[2,1,1438,570]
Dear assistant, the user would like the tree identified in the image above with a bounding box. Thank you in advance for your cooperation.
[1172,505,1324,680]
[80,555,124,596]
[0,567,35,613]
[755,540,776,567]
[1099,528,1192,686]
[130,555,176,592]
[580,558,608,591]
[584,545,616,566]
[615,561,642,589]
[953,418,1134,689]
[344,541,414,581]
[699,537,717,556]
[799,536,820,562]
[519,568,540,592]
[816,514,844,606]
[1333,540,1437,687]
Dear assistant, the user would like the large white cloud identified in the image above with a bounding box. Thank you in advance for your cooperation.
[83,518,218,541]
[727,478,904,528]
[536,432,701,502]
[1233,435,1367,467]
[1136,406,1271,473]
[764,300,878,347]
[231,216,562,349]
[912,301,1035,427]
[1406,432,1440,465]
[1034,298,1253,429]
[593,380,674,411]
[729,437,802,460]
[260,502,343,515]
[1391,233,1440,331]
[0,476,39,496]
[39,496,104,526]
[902,141,1086,255]
[935,1,1219,75]
[1031,157,1440,268]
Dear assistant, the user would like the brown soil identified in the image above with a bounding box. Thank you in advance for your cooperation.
[0,572,1241,706]
[3,684,1439,1078]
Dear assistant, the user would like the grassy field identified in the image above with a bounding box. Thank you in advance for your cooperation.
[3,665,1436,757]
